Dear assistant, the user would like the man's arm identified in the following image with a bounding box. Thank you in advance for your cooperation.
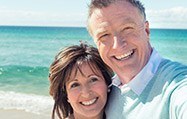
[170,80,187,119]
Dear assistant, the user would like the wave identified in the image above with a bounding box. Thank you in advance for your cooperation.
[0,91,53,115]
[0,65,49,77]
[0,65,50,95]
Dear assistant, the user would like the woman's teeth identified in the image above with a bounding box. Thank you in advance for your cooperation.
[81,98,97,106]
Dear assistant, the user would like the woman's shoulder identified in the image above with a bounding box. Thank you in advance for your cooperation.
[66,114,74,119]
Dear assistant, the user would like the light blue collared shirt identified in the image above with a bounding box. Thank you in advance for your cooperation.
[107,48,187,119]
[112,48,163,95]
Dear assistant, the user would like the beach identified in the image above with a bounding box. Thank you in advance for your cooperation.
[0,26,92,118]
[0,109,51,119]
[0,90,54,118]
[0,26,187,118]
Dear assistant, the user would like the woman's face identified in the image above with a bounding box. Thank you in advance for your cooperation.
[66,63,108,119]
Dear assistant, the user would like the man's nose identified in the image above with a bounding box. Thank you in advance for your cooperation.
[112,35,127,49]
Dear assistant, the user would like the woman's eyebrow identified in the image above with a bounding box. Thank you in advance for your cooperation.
[66,78,78,84]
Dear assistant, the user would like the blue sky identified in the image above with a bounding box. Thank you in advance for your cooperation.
[0,0,187,29]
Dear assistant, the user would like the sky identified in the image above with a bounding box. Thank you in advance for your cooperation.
[0,0,187,29]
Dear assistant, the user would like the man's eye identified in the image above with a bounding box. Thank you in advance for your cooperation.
[122,27,134,35]
[70,83,80,88]
[123,27,133,31]
[99,34,109,39]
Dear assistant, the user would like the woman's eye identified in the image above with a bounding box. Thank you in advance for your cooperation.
[70,83,80,88]
[90,77,99,83]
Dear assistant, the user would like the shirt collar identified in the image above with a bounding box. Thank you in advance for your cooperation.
[112,48,163,95]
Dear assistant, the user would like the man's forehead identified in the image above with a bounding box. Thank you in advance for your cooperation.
[90,8,104,20]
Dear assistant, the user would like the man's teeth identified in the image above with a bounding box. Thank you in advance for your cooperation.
[115,50,133,60]
[81,98,97,106]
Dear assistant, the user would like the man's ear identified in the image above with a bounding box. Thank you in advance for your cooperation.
[145,21,150,37]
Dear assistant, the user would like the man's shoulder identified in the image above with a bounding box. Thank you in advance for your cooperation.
[156,59,187,81]
[158,59,187,73]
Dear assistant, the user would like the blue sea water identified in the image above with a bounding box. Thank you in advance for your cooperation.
[0,26,187,114]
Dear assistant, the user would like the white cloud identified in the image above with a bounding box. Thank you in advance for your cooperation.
[0,8,86,27]
[146,7,187,29]
[1,6,187,28]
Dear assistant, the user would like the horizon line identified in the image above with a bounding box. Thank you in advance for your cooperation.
[0,25,187,30]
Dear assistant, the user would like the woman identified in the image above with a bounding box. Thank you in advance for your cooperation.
[49,43,113,119]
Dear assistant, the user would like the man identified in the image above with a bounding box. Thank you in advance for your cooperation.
[87,0,187,119]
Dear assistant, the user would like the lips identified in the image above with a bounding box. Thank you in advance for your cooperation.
[115,50,134,60]
[80,98,98,106]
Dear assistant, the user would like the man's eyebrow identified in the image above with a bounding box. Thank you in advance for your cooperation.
[95,24,110,37]
[95,28,108,37]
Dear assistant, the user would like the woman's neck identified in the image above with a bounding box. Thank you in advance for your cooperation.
[70,112,104,119]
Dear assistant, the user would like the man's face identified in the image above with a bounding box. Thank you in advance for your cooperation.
[88,1,152,83]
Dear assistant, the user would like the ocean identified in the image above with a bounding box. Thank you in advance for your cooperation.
[0,26,187,116]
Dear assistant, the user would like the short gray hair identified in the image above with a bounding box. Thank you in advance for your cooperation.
[88,0,146,20]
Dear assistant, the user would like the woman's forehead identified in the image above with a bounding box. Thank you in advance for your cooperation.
[70,62,101,78]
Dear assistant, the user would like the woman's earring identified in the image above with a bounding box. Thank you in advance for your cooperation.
[107,88,111,92]
[107,83,112,92]
[67,98,70,103]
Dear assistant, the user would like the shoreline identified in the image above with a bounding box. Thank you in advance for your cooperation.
[0,109,51,119]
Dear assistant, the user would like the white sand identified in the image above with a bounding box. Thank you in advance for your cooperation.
[0,109,51,119]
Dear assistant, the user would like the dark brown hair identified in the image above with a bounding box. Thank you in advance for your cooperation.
[49,43,113,119]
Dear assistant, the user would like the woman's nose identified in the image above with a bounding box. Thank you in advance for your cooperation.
[81,86,92,98]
